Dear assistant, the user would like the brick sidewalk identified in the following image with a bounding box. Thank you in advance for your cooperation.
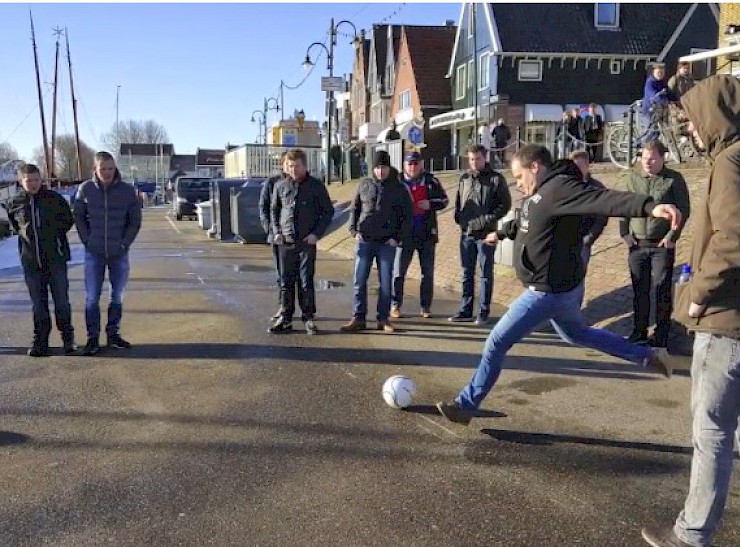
[319,166,709,348]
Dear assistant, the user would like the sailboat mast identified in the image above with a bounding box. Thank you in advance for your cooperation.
[51,27,63,183]
[30,11,51,178]
[65,28,82,180]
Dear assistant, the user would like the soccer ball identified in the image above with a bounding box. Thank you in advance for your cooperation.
[382,375,416,409]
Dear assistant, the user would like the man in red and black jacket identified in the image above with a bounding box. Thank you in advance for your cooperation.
[390,151,449,319]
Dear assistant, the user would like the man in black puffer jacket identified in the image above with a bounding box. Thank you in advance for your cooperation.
[73,151,142,356]
[6,163,75,357]
[340,150,412,333]
[450,144,512,326]
[437,144,687,425]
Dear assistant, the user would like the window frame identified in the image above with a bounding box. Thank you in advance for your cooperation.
[518,59,543,82]
[456,64,466,100]
[594,3,620,29]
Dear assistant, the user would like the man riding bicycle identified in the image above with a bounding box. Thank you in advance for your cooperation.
[640,63,679,144]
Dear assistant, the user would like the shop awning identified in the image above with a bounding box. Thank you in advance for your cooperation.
[525,105,564,123]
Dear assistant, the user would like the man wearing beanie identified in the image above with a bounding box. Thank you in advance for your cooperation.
[341,150,412,333]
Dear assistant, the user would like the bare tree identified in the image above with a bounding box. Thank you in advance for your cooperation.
[33,134,95,181]
[0,142,19,164]
[101,119,170,154]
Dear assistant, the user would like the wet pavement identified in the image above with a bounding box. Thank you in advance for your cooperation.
[0,208,737,546]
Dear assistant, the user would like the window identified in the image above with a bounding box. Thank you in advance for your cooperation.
[518,60,543,82]
[479,53,489,89]
[400,89,411,110]
[468,59,474,89]
[595,3,619,28]
[609,59,621,75]
[468,5,473,38]
[456,64,466,99]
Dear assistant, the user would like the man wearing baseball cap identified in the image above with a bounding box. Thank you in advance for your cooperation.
[391,151,449,319]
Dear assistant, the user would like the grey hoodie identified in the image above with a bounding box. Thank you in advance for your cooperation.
[73,170,142,258]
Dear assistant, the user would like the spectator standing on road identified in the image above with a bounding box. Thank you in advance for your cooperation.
[620,140,690,348]
[569,150,608,275]
[436,145,687,426]
[269,149,333,335]
[340,150,412,334]
[449,144,512,326]
[490,118,511,167]
[641,63,678,144]
[582,103,604,162]
[640,74,740,547]
[73,152,142,356]
[566,108,585,153]
[6,163,76,357]
[259,151,288,321]
[667,61,695,100]
[390,151,449,320]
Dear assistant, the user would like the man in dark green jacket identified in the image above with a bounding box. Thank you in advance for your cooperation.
[6,163,75,356]
[620,140,690,347]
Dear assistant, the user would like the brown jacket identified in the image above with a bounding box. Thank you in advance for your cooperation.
[675,75,740,339]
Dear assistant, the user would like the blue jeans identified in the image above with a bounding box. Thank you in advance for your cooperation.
[23,264,73,343]
[392,239,436,310]
[674,333,740,547]
[353,241,395,321]
[456,284,653,409]
[84,250,130,338]
[459,235,494,317]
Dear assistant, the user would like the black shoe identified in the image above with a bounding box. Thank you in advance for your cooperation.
[305,319,318,335]
[640,526,692,547]
[626,331,649,345]
[647,335,668,348]
[83,337,101,356]
[63,340,78,355]
[436,401,473,425]
[27,344,50,357]
[448,313,474,323]
[268,319,292,334]
[107,335,132,349]
[475,314,490,327]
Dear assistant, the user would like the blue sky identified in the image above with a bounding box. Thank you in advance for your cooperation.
[0,2,461,160]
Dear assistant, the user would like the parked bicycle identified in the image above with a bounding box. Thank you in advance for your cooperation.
[606,94,698,169]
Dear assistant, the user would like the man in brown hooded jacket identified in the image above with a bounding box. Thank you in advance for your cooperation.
[641,75,740,547]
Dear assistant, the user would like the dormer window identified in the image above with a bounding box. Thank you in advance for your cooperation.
[595,3,619,29]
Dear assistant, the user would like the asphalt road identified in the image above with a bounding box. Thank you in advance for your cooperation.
[0,208,737,546]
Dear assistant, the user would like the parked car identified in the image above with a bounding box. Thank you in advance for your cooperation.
[174,176,211,220]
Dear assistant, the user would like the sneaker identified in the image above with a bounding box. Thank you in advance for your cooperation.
[436,401,473,425]
[626,331,649,345]
[420,308,432,319]
[268,319,293,334]
[305,319,318,335]
[644,348,690,379]
[27,343,50,358]
[640,526,692,547]
[475,314,489,327]
[271,308,283,321]
[339,318,366,333]
[82,337,101,356]
[448,312,474,323]
[377,320,395,333]
[390,306,402,319]
[107,335,132,349]
[63,340,78,355]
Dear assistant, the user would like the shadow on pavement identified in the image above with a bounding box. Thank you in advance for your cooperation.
[0,431,30,446]
[405,404,507,419]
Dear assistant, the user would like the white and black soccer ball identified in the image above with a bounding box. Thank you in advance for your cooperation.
[382,375,416,409]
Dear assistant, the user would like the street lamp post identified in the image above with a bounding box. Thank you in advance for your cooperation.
[251,109,265,144]
[263,96,280,145]
[303,18,357,185]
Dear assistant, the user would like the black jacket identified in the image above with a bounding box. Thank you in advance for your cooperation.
[497,161,658,293]
[349,168,413,244]
[454,164,512,239]
[259,172,285,244]
[577,176,608,246]
[6,187,74,271]
[271,174,333,242]
[491,125,511,147]
[73,170,142,258]
[400,171,449,243]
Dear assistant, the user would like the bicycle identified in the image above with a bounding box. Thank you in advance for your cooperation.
[606,95,697,169]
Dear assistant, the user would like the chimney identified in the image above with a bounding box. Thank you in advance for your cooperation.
[445,20,455,27]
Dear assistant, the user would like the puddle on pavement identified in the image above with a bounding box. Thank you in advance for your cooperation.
[315,279,346,291]
[506,377,578,396]
[0,431,30,446]
[230,264,270,273]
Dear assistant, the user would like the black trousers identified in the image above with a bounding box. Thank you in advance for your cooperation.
[628,245,675,343]
[22,263,74,345]
[279,242,317,321]
[271,243,283,306]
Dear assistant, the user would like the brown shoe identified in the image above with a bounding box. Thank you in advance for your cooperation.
[339,318,366,333]
[390,306,402,319]
[377,320,396,333]
[420,308,432,319]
